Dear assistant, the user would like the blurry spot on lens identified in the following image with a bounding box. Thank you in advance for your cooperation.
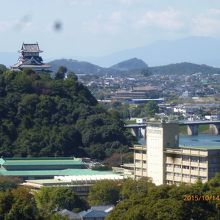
[54,21,62,32]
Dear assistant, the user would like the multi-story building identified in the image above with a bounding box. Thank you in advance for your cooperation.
[133,121,220,185]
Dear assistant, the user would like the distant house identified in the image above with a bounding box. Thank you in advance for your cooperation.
[57,206,114,220]
[91,205,114,213]
[79,209,107,220]
[58,209,82,220]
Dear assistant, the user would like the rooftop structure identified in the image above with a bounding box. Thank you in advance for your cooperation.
[22,170,124,196]
[0,157,85,179]
[11,43,51,72]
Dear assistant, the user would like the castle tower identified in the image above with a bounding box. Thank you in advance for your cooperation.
[11,43,51,72]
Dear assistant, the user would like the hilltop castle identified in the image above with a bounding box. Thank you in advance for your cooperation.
[11,43,51,72]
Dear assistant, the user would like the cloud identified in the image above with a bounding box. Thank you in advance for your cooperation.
[0,16,32,33]
[83,11,126,35]
[192,8,220,36]
[0,21,12,32]
[136,8,184,30]
[118,0,139,5]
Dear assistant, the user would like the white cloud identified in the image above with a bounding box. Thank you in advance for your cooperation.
[192,8,220,36]
[136,8,184,30]
[83,11,126,35]
[0,21,12,32]
[0,16,32,33]
[68,0,94,6]
[118,0,138,5]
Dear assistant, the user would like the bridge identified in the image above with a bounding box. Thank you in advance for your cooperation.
[125,120,220,137]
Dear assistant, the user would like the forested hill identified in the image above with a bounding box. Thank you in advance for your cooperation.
[0,68,133,159]
[150,62,220,75]
[48,59,220,75]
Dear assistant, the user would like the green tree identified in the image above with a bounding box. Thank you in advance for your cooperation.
[34,187,88,218]
[88,180,121,205]
[55,66,67,80]
[0,187,38,220]
[145,100,159,117]
[0,69,134,159]
[0,177,21,191]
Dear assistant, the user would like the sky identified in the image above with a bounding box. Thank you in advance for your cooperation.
[1,0,220,60]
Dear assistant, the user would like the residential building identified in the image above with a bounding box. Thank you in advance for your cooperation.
[133,121,220,185]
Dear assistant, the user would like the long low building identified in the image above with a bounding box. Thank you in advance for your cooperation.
[22,171,124,196]
[0,157,85,179]
[133,122,220,185]
[0,157,125,196]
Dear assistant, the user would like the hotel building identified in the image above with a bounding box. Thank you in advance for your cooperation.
[133,122,220,185]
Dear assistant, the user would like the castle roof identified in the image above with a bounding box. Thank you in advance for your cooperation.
[19,43,43,53]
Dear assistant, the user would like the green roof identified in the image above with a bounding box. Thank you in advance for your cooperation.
[0,157,83,166]
[180,145,220,150]
[0,168,115,177]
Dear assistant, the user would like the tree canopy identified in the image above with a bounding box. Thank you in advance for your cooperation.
[0,68,134,159]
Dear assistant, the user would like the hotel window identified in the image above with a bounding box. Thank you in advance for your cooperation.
[182,165,190,169]
[166,164,173,168]
[166,180,173,184]
[174,173,181,177]
[201,177,206,180]
[191,156,199,163]
[182,174,190,178]
[135,168,142,171]
[199,167,206,172]
[183,156,190,161]
[135,150,144,154]
[191,175,198,179]
[199,157,207,163]
[166,172,172,176]
[174,165,181,169]
[191,166,198,171]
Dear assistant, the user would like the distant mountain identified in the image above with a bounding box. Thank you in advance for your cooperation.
[49,58,148,75]
[49,59,108,74]
[150,62,220,75]
[49,58,220,76]
[110,58,148,71]
[85,37,220,67]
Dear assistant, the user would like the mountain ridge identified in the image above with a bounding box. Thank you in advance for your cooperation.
[48,58,220,75]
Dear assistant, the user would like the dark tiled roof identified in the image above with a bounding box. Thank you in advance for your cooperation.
[20,43,42,53]
[58,209,82,219]
[91,205,114,213]
[79,210,107,218]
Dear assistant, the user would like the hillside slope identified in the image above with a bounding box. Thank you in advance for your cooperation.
[0,69,133,159]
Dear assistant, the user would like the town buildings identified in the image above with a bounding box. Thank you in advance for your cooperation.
[133,121,220,185]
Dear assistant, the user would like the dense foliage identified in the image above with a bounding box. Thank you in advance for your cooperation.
[105,176,220,220]
[0,68,134,159]
[34,187,88,219]
[0,178,86,220]
[0,186,38,220]
[88,180,121,205]
[1,175,220,219]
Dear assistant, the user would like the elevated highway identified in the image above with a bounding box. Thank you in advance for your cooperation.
[125,120,220,136]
